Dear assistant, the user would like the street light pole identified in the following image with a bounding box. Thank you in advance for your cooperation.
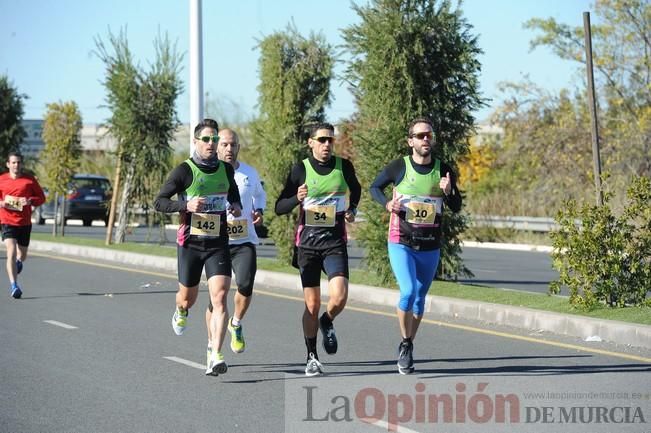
[189,0,204,155]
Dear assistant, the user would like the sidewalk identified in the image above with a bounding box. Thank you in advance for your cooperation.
[29,240,651,350]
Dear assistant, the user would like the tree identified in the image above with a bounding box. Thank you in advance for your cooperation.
[471,0,651,217]
[0,75,27,160]
[95,29,183,244]
[474,1,651,307]
[342,0,483,282]
[128,35,184,242]
[480,82,595,216]
[525,0,649,198]
[457,135,496,190]
[251,26,334,264]
[40,101,83,236]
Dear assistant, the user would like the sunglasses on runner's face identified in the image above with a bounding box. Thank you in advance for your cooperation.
[313,136,335,144]
[197,135,219,143]
[411,132,433,140]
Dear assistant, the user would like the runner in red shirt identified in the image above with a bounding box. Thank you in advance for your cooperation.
[0,152,46,298]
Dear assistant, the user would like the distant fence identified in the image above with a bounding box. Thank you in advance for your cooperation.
[470,215,558,232]
[355,213,559,232]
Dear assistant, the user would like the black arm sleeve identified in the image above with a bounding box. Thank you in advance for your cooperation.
[440,162,462,212]
[274,163,305,215]
[342,159,361,210]
[154,163,192,213]
[224,162,242,208]
[369,159,406,207]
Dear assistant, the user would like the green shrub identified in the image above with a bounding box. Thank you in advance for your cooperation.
[550,176,651,308]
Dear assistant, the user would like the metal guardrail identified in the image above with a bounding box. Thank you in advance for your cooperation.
[470,215,558,232]
[355,212,558,232]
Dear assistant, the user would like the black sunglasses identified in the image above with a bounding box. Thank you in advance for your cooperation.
[410,132,433,140]
[312,136,335,144]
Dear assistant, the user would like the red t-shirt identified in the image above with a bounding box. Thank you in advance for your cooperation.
[0,172,46,226]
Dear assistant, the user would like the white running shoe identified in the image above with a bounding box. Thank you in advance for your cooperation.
[172,307,188,335]
[207,350,228,376]
[205,347,213,375]
[305,353,324,377]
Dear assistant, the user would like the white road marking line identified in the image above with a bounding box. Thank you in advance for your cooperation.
[163,356,205,370]
[43,320,78,329]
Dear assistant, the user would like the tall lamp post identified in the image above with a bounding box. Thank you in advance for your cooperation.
[189,0,204,154]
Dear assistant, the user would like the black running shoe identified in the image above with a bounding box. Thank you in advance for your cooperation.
[320,313,338,354]
[397,341,414,375]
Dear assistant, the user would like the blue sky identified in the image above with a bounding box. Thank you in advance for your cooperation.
[1,0,593,125]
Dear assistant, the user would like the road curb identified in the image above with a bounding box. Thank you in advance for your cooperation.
[31,240,651,350]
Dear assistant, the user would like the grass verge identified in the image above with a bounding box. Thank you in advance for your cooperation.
[32,233,650,326]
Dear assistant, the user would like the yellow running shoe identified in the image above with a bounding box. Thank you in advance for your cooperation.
[228,318,246,353]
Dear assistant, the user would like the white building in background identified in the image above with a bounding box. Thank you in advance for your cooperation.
[80,124,192,153]
[20,120,191,156]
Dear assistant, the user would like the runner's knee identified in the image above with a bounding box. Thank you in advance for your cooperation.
[398,292,416,312]
[304,296,321,317]
[236,283,253,297]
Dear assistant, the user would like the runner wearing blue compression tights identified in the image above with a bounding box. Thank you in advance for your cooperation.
[388,243,440,315]
[370,117,462,374]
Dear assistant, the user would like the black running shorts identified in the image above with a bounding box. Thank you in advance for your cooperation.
[177,245,231,287]
[2,224,31,247]
[297,245,349,288]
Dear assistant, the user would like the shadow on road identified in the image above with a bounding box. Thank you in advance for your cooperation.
[219,354,651,382]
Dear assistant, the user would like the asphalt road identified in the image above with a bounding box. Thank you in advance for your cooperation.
[1,253,649,433]
[32,223,560,294]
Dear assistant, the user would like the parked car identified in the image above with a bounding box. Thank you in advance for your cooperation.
[35,174,112,226]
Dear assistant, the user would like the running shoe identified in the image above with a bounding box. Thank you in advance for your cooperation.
[205,347,214,375]
[171,307,188,335]
[207,350,228,376]
[397,341,414,375]
[305,353,324,377]
[16,260,22,275]
[10,282,22,299]
[228,318,245,353]
[319,313,338,354]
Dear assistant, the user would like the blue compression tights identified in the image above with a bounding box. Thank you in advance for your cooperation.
[388,242,440,316]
